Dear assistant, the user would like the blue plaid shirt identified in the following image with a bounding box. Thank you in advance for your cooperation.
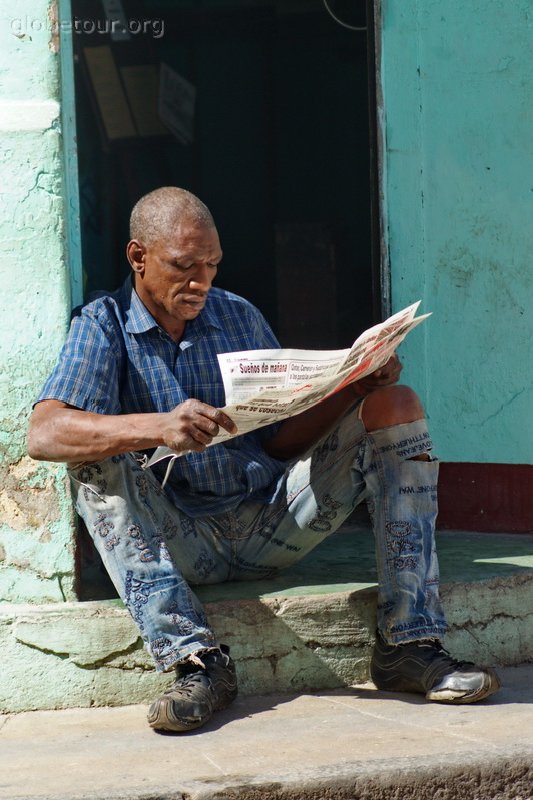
[37,277,287,517]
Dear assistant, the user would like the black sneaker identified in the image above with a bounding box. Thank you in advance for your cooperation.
[371,632,500,704]
[147,645,238,732]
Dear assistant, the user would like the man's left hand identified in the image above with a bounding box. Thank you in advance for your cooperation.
[352,354,403,396]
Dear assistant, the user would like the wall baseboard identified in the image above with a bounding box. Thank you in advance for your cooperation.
[437,463,533,532]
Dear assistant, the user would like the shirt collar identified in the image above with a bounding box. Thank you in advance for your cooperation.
[122,276,223,338]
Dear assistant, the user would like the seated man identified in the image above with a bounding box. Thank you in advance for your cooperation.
[27,186,500,733]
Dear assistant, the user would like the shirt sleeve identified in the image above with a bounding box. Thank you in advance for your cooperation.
[36,308,123,415]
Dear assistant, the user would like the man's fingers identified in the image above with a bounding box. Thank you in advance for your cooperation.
[212,408,237,433]
[166,401,237,453]
[374,355,402,382]
[189,407,237,445]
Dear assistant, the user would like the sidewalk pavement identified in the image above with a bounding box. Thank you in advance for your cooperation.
[1,665,532,800]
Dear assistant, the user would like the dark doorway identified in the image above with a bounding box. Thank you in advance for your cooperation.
[73,0,379,347]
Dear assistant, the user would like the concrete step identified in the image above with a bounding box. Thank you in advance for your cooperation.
[2,526,533,713]
[1,664,532,800]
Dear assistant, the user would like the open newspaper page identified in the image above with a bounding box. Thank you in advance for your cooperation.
[146,301,430,469]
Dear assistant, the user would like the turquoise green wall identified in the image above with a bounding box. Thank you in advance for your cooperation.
[379,0,532,463]
[0,1,77,602]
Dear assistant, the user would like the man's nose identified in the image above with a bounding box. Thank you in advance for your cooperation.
[189,264,213,291]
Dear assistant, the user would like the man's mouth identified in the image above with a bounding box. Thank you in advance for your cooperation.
[182,294,207,305]
[182,294,206,308]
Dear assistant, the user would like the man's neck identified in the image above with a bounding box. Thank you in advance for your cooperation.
[132,277,186,343]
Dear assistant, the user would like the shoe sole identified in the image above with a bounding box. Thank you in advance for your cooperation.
[147,698,207,732]
[426,667,501,704]
[147,682,238,733]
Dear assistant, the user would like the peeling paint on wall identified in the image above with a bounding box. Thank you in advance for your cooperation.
[0,456,76,603]
[48,1,60,54]
[0,457,60,531]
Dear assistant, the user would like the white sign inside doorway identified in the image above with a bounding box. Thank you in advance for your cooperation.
[158,63,196,146]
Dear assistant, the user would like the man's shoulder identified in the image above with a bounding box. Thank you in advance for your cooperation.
[72,282,131,327]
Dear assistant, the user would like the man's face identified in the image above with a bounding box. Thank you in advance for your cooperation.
[129,220,223,336]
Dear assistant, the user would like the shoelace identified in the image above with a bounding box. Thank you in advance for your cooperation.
[167,670,209,698]
[418,641,474,670]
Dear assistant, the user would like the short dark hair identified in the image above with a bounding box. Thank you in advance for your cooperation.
[129,187,215,245]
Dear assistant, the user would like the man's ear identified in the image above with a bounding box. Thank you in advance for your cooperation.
[126,239,146,274]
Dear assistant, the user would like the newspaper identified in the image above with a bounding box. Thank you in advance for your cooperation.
[146,301,430,470]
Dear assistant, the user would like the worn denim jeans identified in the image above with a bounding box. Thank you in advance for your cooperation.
[69,407,448,671]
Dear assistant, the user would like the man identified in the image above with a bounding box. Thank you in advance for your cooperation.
[28,186,500,733]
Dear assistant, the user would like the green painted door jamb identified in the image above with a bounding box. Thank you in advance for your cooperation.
[58,0,83,309]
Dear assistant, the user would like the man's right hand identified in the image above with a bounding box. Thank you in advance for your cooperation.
[163,400,237,453]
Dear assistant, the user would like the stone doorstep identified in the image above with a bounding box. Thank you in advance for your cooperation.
[1,529,533,714]
[3,666,533,800]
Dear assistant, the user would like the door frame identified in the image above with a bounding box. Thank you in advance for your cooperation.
[59,0,83,309]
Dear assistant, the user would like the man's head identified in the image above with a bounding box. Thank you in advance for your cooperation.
[126,187,222,340]
[129,186,215,245]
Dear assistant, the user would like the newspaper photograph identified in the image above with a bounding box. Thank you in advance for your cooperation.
[146,301,430,470]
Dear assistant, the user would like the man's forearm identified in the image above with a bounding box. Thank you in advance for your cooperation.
[28,404,169,464]
[263,385,359,461]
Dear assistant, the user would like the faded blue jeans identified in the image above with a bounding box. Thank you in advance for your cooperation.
[69,407,448,672]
